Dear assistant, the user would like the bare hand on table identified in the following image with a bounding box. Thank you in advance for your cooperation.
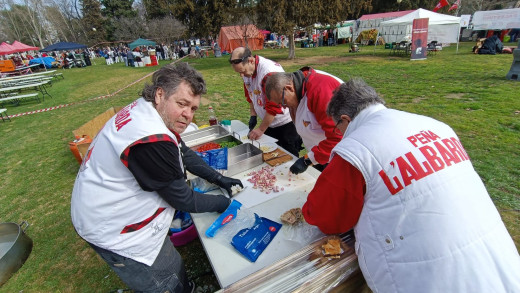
[247,128,265,140]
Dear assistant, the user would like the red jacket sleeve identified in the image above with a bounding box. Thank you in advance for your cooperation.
[302,155,365,234]
[265,99,284,115]
[306,74,343,164]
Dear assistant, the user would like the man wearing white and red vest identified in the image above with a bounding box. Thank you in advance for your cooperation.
[264,67,344,174]
[303,78,520,292]
[71,63,242,293]
[229,47,303,156]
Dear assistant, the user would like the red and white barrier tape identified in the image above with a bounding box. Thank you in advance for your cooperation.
[6,58,185,119]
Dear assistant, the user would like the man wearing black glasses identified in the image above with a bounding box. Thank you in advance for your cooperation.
[264,67,343,175]
[229,46,302,156]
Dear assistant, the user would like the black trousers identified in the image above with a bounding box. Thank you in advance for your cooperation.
[265,122,303,157]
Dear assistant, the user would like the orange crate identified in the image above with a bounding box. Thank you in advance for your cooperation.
[0,60,15,72]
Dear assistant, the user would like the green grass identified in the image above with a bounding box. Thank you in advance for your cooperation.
[0,42,519,292]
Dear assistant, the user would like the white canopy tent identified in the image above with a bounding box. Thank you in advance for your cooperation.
[380,8,461,45]
[471,8,520,30]
[354,10,414,43]
[337,21,356,40]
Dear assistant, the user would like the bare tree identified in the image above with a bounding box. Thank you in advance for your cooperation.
[112,16,148,41]
[257,0,372,59]
[21,0,46,48]
[46,0,86,43]
[460,0,519,14]
[0,1,25,42]
[227,0,257,48]
[147,16,186,44]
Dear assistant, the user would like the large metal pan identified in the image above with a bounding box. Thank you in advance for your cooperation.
[0,221,33,286]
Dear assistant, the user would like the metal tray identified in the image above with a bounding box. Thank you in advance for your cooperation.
[189,135,243,152]
[181,125,232,147]
[226,142,263,176]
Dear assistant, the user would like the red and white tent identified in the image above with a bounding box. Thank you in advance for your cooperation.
[10,41,39,52]
[353,10,415,42]
[0,42,16,55]
[380,8,461,44]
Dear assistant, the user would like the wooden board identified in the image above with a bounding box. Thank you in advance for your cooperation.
[262,148,293,166]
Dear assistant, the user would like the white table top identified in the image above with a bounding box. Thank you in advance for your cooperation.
[0,81,48,93]
[0,76,52,87]
[0,70,56,80]
[191,120,325,288]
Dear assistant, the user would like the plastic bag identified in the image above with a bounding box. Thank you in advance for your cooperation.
[282,221,324,243]
[170,211,193,233]
[231,214,281,262]
[205,200,244,237]
[196,148,228,170]
[190,177,220,193]
[205,200,282,262]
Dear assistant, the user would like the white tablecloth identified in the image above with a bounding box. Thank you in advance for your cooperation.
[191,120,324,287]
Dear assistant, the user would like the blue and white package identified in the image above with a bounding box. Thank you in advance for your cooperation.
[196,151,211,165]
[196,148,228,170]
[205,200,242,237]
[210,147,228,170]
[231,214,282,262]
[169,211,193,233]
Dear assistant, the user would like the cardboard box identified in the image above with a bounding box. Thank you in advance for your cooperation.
[71,107,122,160]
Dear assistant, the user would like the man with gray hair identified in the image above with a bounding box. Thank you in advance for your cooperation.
[303,78,520,292]
[71,63,242,293]
[263,66,343,174]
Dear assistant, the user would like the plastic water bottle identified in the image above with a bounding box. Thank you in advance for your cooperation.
[208,106,218,126]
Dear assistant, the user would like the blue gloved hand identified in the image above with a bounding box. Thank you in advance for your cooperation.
[290,157,312,175]
[216,175,244,197]
[248,116,258,131]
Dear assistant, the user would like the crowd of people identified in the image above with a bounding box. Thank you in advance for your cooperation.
[1,38,222,73]
[90,39,220,67]
[0,50,93,69]
[93,44,182,67]
[265,29,340,49]
[70,45,520,293]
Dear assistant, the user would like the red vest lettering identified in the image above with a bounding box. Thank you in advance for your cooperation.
[419,145,445,172]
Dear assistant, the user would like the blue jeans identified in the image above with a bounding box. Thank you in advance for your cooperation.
[89,236,190,293]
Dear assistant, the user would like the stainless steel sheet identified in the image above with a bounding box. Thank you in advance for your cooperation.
[226,143,263,176]
[181,125,232,147]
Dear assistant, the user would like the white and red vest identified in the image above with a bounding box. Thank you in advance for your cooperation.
[295,69,343,164]
[242,55,291,128]
[71,98,182,266]
[332,104,520,292]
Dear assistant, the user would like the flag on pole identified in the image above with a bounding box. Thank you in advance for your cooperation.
[433,0,450,12]
[448,0,460,12]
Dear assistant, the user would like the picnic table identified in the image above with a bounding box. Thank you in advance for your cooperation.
[0,64,40,77]
[1,70,59,79]
[0,75,54,88]
[0,108,10,122]
[265,40,281,49]
[0,79,52,106]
